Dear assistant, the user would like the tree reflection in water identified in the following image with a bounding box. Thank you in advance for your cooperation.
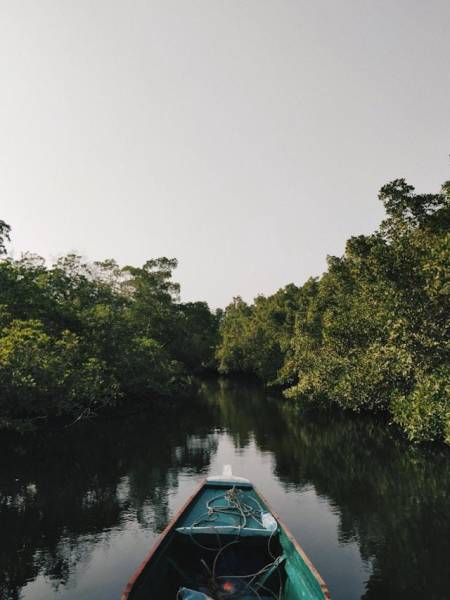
[200,379,450,600]
[0,380,449,600]
[0,396,219,600]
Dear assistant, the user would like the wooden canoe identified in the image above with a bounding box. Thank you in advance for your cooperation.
[121,473,331,600]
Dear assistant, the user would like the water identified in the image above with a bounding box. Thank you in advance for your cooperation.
[0,379,449,600]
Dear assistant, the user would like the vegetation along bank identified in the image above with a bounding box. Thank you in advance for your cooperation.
[0,224,220,431]
[216,179,449,444]
[0,177,449,443]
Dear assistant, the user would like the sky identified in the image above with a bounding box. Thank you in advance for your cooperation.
[0,1,449,308]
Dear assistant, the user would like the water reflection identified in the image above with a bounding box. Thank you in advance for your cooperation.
[0,380,449,600]
[0,396,219,600]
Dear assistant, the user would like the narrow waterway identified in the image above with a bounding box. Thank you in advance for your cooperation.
[0,379,449,600]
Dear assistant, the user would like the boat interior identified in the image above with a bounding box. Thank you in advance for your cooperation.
[127,483,326,600]
[135,531,286,599]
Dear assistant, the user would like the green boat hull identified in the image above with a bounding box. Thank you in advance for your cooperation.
[122,477,330,600]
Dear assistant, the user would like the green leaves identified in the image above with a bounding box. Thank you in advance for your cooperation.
[391,368,450,444]
[215,178,450,444]
[0,245,218,430]
[285,178,450,443]
[0,220,11,255]
[0,320,121,425]
[216,285,314,385]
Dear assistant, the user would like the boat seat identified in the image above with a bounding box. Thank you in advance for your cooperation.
[176,525,274,537]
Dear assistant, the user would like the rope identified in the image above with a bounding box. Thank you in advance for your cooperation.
[183,486,284,599]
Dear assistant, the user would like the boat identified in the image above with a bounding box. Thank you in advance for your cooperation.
[121,468,330,599]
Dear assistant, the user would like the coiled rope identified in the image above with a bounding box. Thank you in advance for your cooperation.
[184,487,283,599]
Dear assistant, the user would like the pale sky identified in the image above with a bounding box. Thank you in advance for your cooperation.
[1,1,449,308]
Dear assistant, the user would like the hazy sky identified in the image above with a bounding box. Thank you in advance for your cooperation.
[1,1,449,308]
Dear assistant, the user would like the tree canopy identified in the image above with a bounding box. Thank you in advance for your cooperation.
[0,243,219,431]
[216,179,450,444]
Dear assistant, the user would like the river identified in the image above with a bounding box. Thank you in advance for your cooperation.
[0,379,449,600]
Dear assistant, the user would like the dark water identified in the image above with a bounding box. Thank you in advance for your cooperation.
[1,379,449,600]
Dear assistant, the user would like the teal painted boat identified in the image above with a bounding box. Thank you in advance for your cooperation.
[121,471,330,600]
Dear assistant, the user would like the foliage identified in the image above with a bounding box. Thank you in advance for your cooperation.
[173,302,221,371]
[216,282,318,384]
[0,242,219,431]
[216,179,450,443]
[0,220,10,255]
